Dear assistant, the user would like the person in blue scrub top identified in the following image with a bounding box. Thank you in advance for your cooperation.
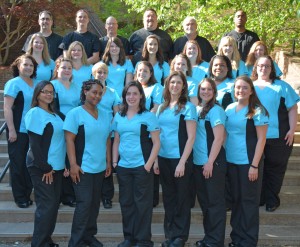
[193,78,227,247]
[112,81,160,247]
[252,56,299,212]
[156,71,197,247]
[140,35,170,85]
[170,53,199,106]
[208,55,235,110]
[225,75,269,247]
[218,36,248,79]
[66,41,93,88]
[92,62,121,210]
[182,40,209,83]
[51,57,80,208]
[64,79,112,247]
[25,80,65,247]
[135,61,163,113]
[246,41,283,77]
[26,33,55,82]
[4,54,38,208]
[102,37,134,97]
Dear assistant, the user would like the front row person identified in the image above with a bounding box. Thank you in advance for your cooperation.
[25,80,65,247]
[156,71,197,247]
[64,79,112,247]
[225,76,269,247]
[193,78,227,247]
[112,81,160,247]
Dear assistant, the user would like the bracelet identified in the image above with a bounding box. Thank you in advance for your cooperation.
[112,162,117,164]
[250,164,258,169]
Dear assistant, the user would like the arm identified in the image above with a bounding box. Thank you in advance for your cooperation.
[87,51,100,65]
[190,97,198,106]
[113,105,120,115]
[105,135,112,177]
[63,50,68,58]
[144,131,160,172]
[248,125,267,181]
[4,96,17,142]
[203,124,225,179]
[285,104,298,146]
[150,103,159,114]
[175,120,196,177]
[65,131,84,183]
[125,72,133,85]
[112,131,120,168]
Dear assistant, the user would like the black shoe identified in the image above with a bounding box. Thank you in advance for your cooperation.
[49,243,59,247]
[83,237,103,247]
[228,242,238,247]
[162,239,170,247]
[195,240,205,247]
[266,204,279,212]
[170,238,184,247]
[103,199,112,209]
[16,201,29,208]
[118,240,132,247]
[62,201,76,207]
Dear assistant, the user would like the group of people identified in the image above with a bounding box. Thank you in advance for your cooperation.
[3,6,299,247]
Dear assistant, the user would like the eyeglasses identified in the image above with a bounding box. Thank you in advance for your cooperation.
[40,90,54,96]
[257,64,271,69]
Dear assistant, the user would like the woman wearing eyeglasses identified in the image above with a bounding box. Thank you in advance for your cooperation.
[252,55,300,212]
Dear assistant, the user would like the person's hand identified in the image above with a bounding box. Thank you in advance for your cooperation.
[285,130,294,146]
[42,170,54,184]
[105,163,112,178]
[153,160,160,175]
[248,167,258,181]
[174,161,185,177]
[8,129,17,142]
[202,162,213,179]
[70,164,84,184]
[63,168,70,177]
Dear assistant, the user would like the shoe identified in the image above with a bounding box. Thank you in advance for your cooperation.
[170,238,184,247]
[90,239,103,247]
[103,199,112,209]
[28,199,33,205]
[266,204,279,212]
[195,240,205,247]
[49,243,59,247]
[228,242,238,247]
[16,201,29,208]
[62,201,76,207]
[118,240,132,247]
[162,239,170,247]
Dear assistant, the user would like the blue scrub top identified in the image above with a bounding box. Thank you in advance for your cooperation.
[63,106,111,173]
[216,77,235,109]
[72,65,93,88]
[187,76,198,98]
[25,107,66,170]
[4,76,37,133]
[225,102,269,165]
[193,104,226,165]
[157,101,197,158]
[97,86,121,118]
[51,79,81,116]
[232,60,248,79]
[192,61,209,83]
[106,59,134,97]
[254,79,300,138]
[36,60,55,82]
[112,111,160,168]
[143,83,163,110]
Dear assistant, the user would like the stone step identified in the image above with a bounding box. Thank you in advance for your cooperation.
[0,222,299,246]
[0,201,299,227]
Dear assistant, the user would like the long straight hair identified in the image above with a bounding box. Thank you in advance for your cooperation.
[31,80,56,113]
[27,33,51,65]
[102,37,126,66]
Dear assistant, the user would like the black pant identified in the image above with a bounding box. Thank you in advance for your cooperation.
[158,156,192,242]
[117,165,154,247]
[7,132,32,203]
[101,170,114,201]
[261,138,292,207]
[228,162,263,247]
[194,162,227,247]
[28,167,63,247]
[69,171,105,247]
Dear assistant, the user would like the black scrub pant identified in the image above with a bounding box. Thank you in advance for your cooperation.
[101,171,114,201]
[228,161,263,247]
[7,132,32,203]
[117,165,154,247]
[28,167,63,247]
[158,156,192,242]
[60,156,76,204]
[194,162,227,247]
[69,171,105,247]
[260,138,292,208]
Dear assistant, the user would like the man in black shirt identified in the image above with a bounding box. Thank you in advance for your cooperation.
[222,10,260,61]
[173,16,215,62]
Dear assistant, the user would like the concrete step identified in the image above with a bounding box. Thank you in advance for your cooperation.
[0,201,299,227]
[0,222,299,246]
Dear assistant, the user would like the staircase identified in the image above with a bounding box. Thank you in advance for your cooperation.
[0,90,300,246]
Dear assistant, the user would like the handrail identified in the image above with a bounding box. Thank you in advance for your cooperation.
[0,122,8,183]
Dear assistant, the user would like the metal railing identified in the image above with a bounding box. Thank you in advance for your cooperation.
[0,122,10,183]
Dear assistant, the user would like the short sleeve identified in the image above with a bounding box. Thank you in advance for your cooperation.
[184,103,197,121]
[146,112,160,132]
[209,106,226,128]
[253,107,269,126]
[125,59,134,74]
[63,108,79,134]
[238,61,249,76]
[112,90,121,107]
[111,113,120,132]
[152,84,163,105]
[162,62,170,79]
[25,108,46,135]
[187,80,197,97]
[281,80,300,109]
[4,79,19,98]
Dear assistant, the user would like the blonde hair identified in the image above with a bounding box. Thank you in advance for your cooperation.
[92,62,108,78]
[27,33,51,65]
[218,36,240,70]
[66,41,88,65]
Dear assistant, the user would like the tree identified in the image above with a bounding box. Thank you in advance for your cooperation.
[0,0,77,65]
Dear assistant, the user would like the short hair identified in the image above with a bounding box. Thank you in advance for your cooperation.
[76,9,89,17]
[39,10,53,19]
[92,62,108,78]
[66,41,88,65]
[11,54,38,79]
[80,79,103,104]
[31,80,56,113]
[170,53,192,77]
[182,16,197,26]
[144,8,157,17]
[134,61,157,86]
